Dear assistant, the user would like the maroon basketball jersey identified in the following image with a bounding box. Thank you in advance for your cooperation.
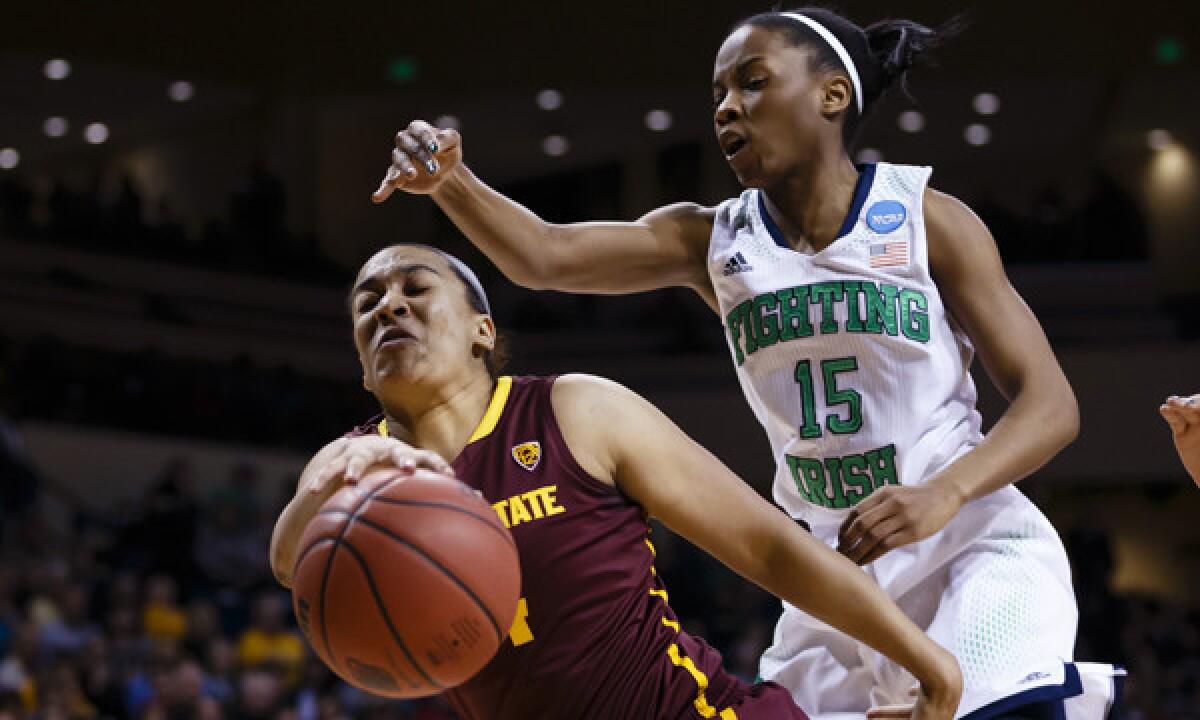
[354,375,772,720]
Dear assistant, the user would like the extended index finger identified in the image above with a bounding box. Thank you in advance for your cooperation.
[373,163,409,203]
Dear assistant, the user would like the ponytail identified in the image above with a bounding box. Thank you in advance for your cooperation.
[865,16,964,99]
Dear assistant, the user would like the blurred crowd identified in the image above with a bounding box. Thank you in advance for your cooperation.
[0,166,339,285]
[1,338,371,453]
[1,418,1198,719]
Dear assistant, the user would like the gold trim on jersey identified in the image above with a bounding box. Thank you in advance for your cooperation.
[644,532,738,720]
[469,376,513,443]
[376,376,513,444]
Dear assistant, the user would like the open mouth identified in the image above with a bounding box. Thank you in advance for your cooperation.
[377,326,415,348]
[719,129,748,158]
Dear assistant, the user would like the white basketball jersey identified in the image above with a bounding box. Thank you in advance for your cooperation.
[708,162,984,530]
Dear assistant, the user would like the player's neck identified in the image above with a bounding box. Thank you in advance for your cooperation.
[761,150,858,253]
[379,372,496,462]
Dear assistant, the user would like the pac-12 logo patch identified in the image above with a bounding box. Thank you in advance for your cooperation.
[865,200,906,234]
[511,441,542,472]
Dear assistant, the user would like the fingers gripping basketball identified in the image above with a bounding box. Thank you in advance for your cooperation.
[292,467,520,698]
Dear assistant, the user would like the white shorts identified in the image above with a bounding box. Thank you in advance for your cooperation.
[760,488,1123,718]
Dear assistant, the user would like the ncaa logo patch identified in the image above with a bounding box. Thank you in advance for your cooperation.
[865,200,906,234]
[511,441,542,472]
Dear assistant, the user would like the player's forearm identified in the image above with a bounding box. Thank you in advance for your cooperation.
[931,380,1078,503]
[431,165,561,289]
[269,443,346,587]
[270,493,325,588]
[756,526,955,691]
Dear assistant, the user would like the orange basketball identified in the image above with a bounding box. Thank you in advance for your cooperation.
[291,467,520,698]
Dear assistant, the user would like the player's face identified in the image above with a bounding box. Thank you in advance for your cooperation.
[712,26,831,187]
[350,247,494,395]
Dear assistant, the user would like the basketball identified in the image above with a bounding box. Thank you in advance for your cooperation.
[291,466,520,698]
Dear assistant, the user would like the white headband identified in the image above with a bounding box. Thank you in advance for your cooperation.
[780,12,863,114]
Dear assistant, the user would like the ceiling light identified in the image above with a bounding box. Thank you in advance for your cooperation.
[645,109,673,132]
[972,93,1000,115]
[44,59,71,80]
[84,122,109,144]
[44,116,69,138]
[542,135,569,156]
[1147,129,1173,151]
[964,124,991,146]
[856,147,883,164]
[536,89,563,111]
[897,111,924,133]
[168,81,194,102]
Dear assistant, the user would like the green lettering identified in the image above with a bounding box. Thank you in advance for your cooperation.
[741,299,759,357]
[726,302,746,366]
[753,293,780,348]
[786,456,815,504]
[864,282,899,336]
[841,455,872,505]
[824,457,848,509]
[777,287,814,341]
[811,282,845,334]
[843,281,866,333]
[796,458,831,508]
[899,289,930,342]
[865,444,899,489]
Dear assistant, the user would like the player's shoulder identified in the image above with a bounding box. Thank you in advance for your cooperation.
[550,374,637,417]
[921,186,1004,281]
[640,201,718,225]
[922,187,983,228]
[549,374,643,484]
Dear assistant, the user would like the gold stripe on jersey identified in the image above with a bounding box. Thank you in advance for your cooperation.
[469,375,513,443]
[667,644,738,719]
[377,375,513,443]
[644,534,738,720]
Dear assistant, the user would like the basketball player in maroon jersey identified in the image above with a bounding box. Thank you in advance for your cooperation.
[271,245,961,719]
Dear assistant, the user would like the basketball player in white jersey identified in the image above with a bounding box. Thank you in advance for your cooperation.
[371,8,1123,718]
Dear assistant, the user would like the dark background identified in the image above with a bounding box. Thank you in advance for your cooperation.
[1,1,1198,719]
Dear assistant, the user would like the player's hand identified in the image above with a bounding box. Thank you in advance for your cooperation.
[1160,393,1200,487]
[304,436,452,498]
[868,651,962,720]
[867,683,960,720]
[372,119,463,201]
[837,484,963,565]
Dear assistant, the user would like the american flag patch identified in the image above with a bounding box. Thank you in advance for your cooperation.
[869,241,908,268]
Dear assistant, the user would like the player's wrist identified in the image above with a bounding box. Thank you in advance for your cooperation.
[927,471,970,508]
[430,163,472,203]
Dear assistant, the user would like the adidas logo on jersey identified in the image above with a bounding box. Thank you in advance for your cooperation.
[722,252,753,276]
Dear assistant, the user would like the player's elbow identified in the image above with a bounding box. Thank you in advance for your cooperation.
[1045,380,1080,450]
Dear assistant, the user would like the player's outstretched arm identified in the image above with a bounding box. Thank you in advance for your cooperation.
[372,120,716,303]
[1160,393,1200,486]
[269,435,450,588]
[552,375,962,720]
